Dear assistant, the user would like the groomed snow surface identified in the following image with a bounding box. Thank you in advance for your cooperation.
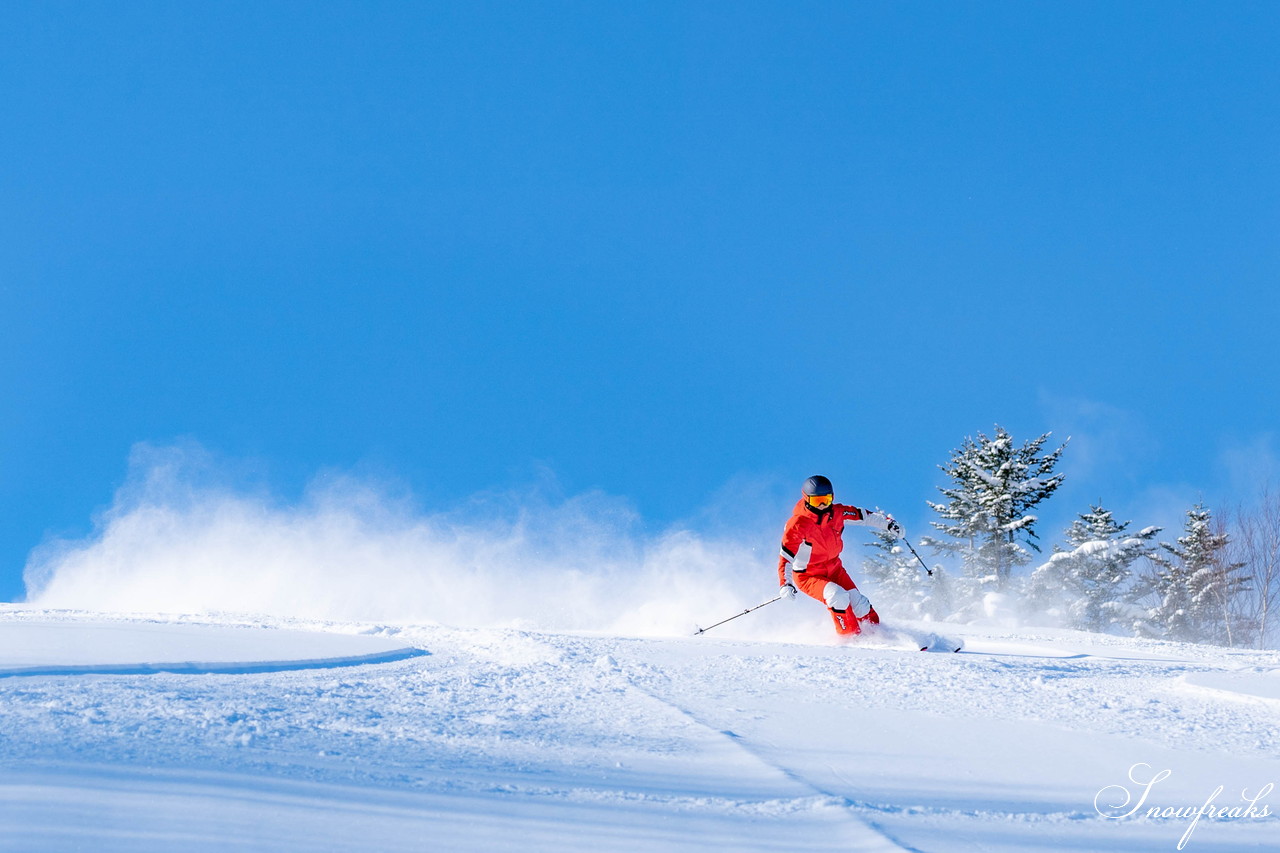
[2,606,1277,852]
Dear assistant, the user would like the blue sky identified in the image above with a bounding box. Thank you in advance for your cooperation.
[3,2,1278,601]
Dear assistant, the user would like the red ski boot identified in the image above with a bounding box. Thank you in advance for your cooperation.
[830,604,880,637]
[829,606,862,636]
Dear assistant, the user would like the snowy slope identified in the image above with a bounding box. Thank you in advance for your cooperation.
[2,607,1277,852]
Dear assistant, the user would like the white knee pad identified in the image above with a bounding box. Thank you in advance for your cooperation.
[824,583,871,618]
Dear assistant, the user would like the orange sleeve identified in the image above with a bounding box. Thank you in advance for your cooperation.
[777,516,807,586]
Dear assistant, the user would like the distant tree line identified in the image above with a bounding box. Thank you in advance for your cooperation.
[861,425,1279,649]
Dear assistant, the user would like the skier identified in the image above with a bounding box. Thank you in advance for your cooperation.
[777,475,903,636]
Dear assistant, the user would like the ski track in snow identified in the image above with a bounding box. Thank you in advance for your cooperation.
[2,608,1279,851]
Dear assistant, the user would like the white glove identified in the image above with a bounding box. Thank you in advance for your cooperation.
[779,582,797,601]
[887,517,904,540]
[849,589,872,618]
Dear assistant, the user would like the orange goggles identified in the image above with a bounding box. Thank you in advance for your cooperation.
[805,493,833,509]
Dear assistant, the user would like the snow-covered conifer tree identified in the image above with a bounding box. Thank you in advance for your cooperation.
[923,426,1068,600]
[1027,505,1160,632]
[1136,504,1251,646]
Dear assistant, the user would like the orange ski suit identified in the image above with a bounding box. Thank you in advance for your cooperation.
[777,499,887,635]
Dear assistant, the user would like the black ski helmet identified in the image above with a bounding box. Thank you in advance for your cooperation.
[802,475,833,497]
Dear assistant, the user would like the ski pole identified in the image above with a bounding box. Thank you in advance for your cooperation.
[694,595,782,636]
[901,536,934,576]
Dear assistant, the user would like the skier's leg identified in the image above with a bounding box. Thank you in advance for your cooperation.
[793,575,858,634]
[824,582,877,634]
[822,583,861,636]
[827,567,875,627]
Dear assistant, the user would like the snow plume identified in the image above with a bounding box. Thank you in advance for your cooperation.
[23,443,813,640]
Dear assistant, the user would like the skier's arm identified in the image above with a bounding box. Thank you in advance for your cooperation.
[777,519,809,587]
[841,504,903,538]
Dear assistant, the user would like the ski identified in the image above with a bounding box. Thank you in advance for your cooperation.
[854,624,964,654]
[916,630,962,650]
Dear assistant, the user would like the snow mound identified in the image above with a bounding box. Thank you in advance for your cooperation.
[1179,669,1280,705]
[0,609,423,677]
